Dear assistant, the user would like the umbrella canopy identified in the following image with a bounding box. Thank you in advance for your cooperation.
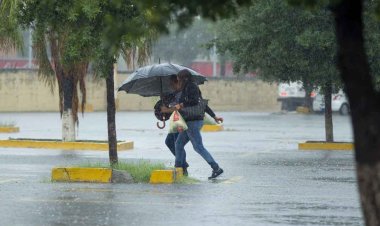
[117,63,207,97]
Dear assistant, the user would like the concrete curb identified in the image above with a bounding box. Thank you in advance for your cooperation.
[299,141,353,151]
[52,167,112,183]
[0,127,19,133]
[149,168,183,184]
[0,139,133,151]
[201,124,224,132]
[51,167,134,183]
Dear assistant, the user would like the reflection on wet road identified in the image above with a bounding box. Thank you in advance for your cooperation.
[0,112,361,225]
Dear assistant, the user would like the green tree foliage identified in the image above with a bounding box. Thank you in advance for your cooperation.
[16,0,151,123]
[215,0,339,92]
[15,0,154,162]
[152,19,215,66]
[17,0,107,123]
[0,0,23,51]
[215,0,380,106]
[363,1,380,89]
[134,0,253,33]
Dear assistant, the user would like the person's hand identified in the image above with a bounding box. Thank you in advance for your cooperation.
[214,116,224,124]
[175,104,182,110]
[160,106,170,113]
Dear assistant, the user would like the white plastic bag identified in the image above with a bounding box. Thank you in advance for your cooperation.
[169,111,188,133]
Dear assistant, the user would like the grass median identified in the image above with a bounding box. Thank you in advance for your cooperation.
[79,160,165,183]
[79,160,200,184]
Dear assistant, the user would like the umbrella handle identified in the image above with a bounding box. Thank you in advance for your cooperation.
[157,120,165,129]
[157,116,166,129]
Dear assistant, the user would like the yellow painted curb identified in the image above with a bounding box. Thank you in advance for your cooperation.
[0,139,133,151]
[149,168,184,184]
[299,142,353,151]
[52,167,112,183]
[201,124,224,132]
[296,106,310,114]
[0,127,19,133]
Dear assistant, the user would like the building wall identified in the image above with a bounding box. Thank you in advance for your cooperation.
[0,71,280,112]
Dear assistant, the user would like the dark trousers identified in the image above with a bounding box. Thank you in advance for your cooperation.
[165,133,189,168]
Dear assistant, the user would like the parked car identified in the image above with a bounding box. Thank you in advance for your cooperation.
[277,82,316,111]
[312,90,350,115]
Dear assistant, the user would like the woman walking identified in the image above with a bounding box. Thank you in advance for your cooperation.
[174,69,224,179]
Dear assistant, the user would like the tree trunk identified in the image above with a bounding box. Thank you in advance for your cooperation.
[324,83,334,142]
[332,0,380,225]
[106,62,118,165]
[303,81,313,110]
[62,76,75,141]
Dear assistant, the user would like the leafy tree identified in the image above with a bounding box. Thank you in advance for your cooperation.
[17,0,103,141]
[0,0,23,51]
[13,0,153,164]
[287,0,380,224]
[215,0,339,141]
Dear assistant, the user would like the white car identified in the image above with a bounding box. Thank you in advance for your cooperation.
[312,91,350,115]
[277,82,317,111]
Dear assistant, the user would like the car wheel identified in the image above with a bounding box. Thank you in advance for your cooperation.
[339,103,350,115]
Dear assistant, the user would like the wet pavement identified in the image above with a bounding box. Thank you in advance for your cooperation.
[0,111,361,225]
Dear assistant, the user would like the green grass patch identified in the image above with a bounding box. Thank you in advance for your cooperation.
[113,161,165,183]
[78,160,166,183]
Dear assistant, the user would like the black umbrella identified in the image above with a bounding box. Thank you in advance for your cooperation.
[117,63,207,128]
[117,63,207,97]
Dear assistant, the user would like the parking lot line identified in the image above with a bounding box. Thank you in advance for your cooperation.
[0,178,23,184]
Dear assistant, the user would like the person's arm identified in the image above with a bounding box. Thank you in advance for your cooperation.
[206,105,224,123]
[205,105,216,118]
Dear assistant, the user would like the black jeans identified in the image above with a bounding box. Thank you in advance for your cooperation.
[165,132,189,168]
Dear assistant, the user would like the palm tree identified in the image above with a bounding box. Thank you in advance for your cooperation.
[2,0,156,165]
[0,0,23,52]
[33,26,89,141]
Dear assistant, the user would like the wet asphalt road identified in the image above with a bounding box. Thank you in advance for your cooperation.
[0,111,361,226]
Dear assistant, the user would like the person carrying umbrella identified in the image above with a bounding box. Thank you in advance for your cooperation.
[170,69,224,179]
[161,74,223,177]
[161,75,190,175]
[118,63,223,178]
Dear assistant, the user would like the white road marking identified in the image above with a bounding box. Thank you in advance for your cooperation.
[221,176,243,184]
[0,178,23,184]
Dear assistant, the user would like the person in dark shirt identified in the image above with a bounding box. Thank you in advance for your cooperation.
[162,75,190,175]
[172,69,224,179]
[161,74,223,177]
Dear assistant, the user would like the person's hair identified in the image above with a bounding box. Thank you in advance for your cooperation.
[177,69,193,85]
[169,74,178,83]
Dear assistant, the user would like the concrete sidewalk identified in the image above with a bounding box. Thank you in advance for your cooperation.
[0,112,361,226]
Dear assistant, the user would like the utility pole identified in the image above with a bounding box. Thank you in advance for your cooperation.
[212,37,217,77]
[28,29,32,69]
